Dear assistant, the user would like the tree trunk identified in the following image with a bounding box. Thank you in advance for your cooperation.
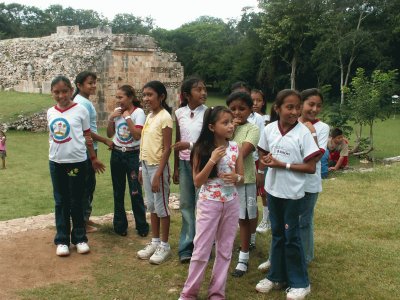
[290,55,296,90]
[350,124,363,154]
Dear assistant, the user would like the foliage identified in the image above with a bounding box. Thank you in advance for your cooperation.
[110,13,153,34]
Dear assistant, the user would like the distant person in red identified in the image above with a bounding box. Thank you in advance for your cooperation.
[327,128,349,171]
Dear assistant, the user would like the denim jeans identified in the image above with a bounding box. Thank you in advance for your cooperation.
[178,160,198,258]
[299,192,319,264]
[49,160,88,246]
[267,193,309,288]
[110,149,149,235]
[83,150,97,222]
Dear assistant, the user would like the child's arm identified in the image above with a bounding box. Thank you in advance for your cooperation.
[220,146,244,185]
[122,110,143,141]
[192,146,226,188]
[91,131,113,149]
[83,130,106,173]
[151,126,173,193]
[261,153,317,174]
[329,156,345,171]
[106,109,122,138]
[172,121,182,184]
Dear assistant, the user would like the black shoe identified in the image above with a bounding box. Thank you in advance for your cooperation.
[179,256,191,264]
[138,231,148,237]
[117,231,127,236]
[231,262,248,277]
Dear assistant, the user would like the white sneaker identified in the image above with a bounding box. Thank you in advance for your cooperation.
[255,278,285,293]
[137,243,158,260]
[286,286,311,300]
[56,244,70,256]
[258,259,271,272]
[256,219,271,234]
[76,242,90,254]
[149,245,171,265]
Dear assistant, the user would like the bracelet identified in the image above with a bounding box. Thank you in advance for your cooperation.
[257,169,265,174]
[124,116,131,120]
[139,166,142,171]
[311,132,317,137]
[286,163,291,170]
[189,142,193,150]
[209,158,216,165]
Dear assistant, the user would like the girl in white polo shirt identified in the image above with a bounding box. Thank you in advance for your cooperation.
[137,81,173,265]
[47,76,105,257]
[255,89,320,300]
[172,76,207,263]
[107,85,149,238]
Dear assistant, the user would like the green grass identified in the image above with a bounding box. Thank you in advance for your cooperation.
[0,91,53,123]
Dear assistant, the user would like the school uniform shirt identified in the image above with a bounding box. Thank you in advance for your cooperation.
[73,94,98,150]
[327,137,349,156]
[112,107,146,148]
[140,109,173,165]
[47,103,90,163]
[232,122,259,184]
[248,112,265,161]
[175,104,207,161]
[304,120,330,193]
[258,121,321,200]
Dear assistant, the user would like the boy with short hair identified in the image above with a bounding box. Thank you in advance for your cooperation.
[327,128,349,171]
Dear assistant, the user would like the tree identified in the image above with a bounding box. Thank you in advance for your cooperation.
[111,14,153,34]
[346,67,398,155]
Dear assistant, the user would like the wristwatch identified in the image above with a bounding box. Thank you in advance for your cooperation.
[236,174,242,183]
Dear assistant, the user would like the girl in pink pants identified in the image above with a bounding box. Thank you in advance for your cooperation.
[180,106,244,300]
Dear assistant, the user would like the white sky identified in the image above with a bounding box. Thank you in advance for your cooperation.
[3,0,259,30]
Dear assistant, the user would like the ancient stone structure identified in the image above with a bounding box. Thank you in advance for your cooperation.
[0,26,184,123]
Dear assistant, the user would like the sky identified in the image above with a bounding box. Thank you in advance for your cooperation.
[2,0,260,30]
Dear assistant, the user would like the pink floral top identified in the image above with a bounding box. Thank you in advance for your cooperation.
[199,141,239,202]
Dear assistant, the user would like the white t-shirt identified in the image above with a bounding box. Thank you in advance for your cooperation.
[258,121,320,199]
[248,112,265,161]
[47,103,90,163]
[175,104,207,161]
[73,94,98,149]
[112,107,146,148]
[304,120,330,193]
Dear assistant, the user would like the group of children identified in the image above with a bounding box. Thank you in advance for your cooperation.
[45,71,351,300]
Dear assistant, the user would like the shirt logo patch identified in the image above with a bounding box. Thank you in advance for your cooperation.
[50,118,71,144]
[116,122,133,144]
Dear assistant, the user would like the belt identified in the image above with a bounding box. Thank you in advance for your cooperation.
[113,145,140,152]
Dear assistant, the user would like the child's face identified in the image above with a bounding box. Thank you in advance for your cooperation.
[188,82,207,106]
[51,81,73,107]
[228,99,252,126]
[143,87,163,111]
[301,95,322,121]
[332,135,344,144]
[251,92,264,114]
[276,95,301,126]
[115,89,131,111]
[210,112,234,140]
[78,76,97,97]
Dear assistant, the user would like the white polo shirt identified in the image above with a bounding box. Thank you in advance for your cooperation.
[74,94,98,150]
[175,104,207,161]
[47,103,90,163]
[304,119,330,193]
[258,121,320,199]
[112,107,146,148]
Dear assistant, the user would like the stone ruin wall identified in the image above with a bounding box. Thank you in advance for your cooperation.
[0,26,184,127]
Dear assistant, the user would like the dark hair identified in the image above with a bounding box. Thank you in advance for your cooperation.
[300,88,324,103]
[230,81,251,94]
[331,128,343,138]
[180,76,205,107]
[51,75,73,91]
[226,91,253,109]
[251,89,267,114]
[143,80,172,114]
[191,106,233,178]
[73,71,97,99]
[119,85,141,108]
[270,89,301,122]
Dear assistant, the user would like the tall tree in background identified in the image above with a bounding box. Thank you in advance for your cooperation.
[111,14,153,34]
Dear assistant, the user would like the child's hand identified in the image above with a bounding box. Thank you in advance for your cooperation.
[219,166,238,184]
[262,153,282,169]
[122,110,131,119]
[151,173,161,193]
[110,107,122,119]
[303,121,316,134]
[171,141,190,151]
[210,146,226,163]
[92,158,106,174]
[138,170,143,185]
[232,118,241,128]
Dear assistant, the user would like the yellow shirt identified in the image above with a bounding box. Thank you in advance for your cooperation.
[140,109,173,165]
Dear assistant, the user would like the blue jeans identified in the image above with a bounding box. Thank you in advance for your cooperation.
[49,160,88,246]
[83,150,97,222]
[267,193,309,288]
[110,149,149,235]
[178,160,198,258]
[299,192,319,264]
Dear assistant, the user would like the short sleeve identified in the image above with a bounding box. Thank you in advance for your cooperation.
[302,130,320,162]
[133,108,146,127]
[340,140,349,156]
[257,126,269,152]
[81,107,90,132]
[244,124,260,148]
[318,124,330,153]
[161,111,173,129]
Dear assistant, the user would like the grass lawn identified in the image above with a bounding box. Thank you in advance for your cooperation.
[1,91,399,298]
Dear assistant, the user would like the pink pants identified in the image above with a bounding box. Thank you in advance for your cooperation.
[180,197,239,300]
